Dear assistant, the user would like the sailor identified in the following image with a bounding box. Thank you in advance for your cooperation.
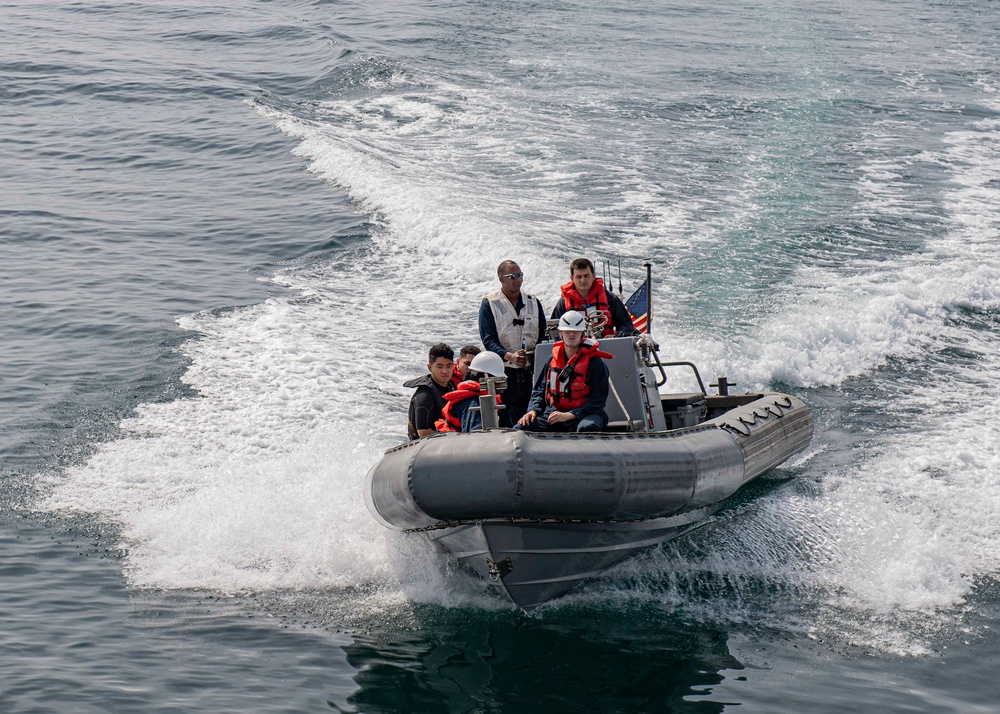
[435,351,507,434]
[517,310,613,433]
[454,344,482,380]
[478,260,547,425]
[550,257,640,337]
[405,343,460,440]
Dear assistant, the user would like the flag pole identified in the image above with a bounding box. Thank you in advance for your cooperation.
[644,259,652,334]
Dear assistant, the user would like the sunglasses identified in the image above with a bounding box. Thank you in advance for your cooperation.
[501,272,524,280]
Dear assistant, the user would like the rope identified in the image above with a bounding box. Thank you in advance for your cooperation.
[608,377,633,429]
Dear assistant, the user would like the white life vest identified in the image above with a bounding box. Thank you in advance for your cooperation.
[484,289,540,357]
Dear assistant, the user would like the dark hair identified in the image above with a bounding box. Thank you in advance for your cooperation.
[459,344,482,359]
[466,370,485,383]
[497,259,519,277]
[428,343,454,363]
[570,257,594,274]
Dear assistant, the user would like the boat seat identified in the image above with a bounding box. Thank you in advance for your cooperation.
[660,392,706,408]
[605,419,645,433]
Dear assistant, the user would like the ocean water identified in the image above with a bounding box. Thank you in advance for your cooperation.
[3,0,1000,710]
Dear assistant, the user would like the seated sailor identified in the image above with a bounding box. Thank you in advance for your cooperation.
[517,310,613,433]
[435,352,507,434]
[454,344,482,381]
[550,257,639,338]
[405,342,461,440]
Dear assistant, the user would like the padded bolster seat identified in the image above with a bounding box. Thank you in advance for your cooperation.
[660,392,706,409]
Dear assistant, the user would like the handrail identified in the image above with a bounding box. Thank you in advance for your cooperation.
[657,360,708,395]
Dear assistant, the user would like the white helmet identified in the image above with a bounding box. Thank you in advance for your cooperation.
[469,350,506,377]
[557,310,587,332]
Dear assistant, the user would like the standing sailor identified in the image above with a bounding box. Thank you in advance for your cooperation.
[478,259,547,425]
[550,257,639,337]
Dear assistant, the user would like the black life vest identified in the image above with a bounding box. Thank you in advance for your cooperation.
[405,373,460,440]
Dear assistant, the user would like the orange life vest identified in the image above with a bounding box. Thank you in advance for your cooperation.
[559,278,613,337]
[545,339,613,411]
[435,380,501,433]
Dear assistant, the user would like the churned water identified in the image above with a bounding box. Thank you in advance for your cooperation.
[3,0,1000,711]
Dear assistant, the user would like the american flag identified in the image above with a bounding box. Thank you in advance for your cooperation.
[624,279,649,333]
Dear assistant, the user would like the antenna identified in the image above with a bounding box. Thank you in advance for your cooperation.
[644,259,652,334]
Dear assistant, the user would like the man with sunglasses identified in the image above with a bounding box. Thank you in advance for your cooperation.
[479,260,547,425]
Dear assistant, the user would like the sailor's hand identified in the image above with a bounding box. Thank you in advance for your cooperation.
[505,351,526,368]
[518,410,537,426]
[636,333,659,350]
[547,410,576,424]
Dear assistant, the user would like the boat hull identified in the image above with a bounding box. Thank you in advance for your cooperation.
[421,508,720,609]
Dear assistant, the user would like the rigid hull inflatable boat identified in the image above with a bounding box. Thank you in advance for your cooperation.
[365,336,813,609]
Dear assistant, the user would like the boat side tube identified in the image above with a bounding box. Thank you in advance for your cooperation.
[364,393,812,532]
[365,427,746,530]
[715,393,813,481]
